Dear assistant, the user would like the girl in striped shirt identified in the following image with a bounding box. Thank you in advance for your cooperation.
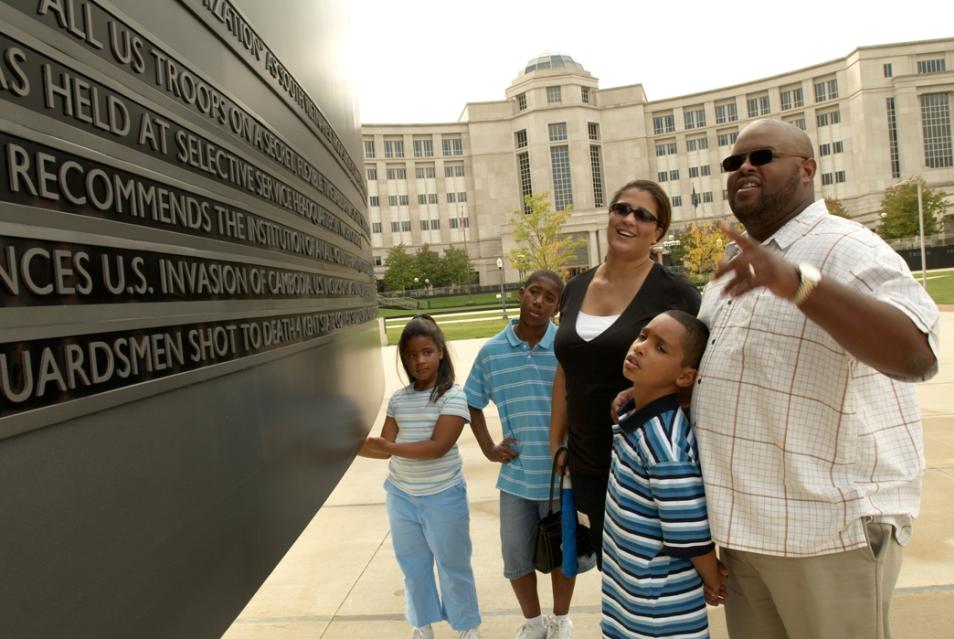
[601,310,725,639]
[358,315,481,639]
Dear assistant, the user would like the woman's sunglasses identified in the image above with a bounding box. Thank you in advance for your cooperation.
[609,202,658,225]
[721,148,808,172]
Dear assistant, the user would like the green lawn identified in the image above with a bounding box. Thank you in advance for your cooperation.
[385,316,510,344]
[926,269,954,304]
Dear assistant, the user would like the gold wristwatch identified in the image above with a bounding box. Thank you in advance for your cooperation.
[791,263,821,306]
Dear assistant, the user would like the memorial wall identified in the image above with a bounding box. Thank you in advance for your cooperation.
[0,1,381,636]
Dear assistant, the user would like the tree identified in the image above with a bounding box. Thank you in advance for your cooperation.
[440,247,475,287]
[415,244,444,286]
[508,193,586,277]
[877,177,947,240]
[382,245,417,292]
[679,223,725,278]
[825,196,850,218]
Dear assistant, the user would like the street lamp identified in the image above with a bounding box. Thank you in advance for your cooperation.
[496,257,507,319]
[895,178,927,286]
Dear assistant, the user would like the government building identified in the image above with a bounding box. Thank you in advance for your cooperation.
[362,38,954,286]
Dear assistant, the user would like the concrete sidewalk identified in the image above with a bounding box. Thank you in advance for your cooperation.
[224,313,954,639]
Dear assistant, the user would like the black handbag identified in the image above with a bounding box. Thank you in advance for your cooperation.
[532,447,592,573]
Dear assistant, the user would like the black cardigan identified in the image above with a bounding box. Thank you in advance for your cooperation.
[554,264,700,477]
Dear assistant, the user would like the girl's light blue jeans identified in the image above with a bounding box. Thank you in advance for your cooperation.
[385,480,481,631]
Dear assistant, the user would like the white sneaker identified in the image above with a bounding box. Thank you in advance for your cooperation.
[458,629,481,639]
[546,615,573,639]
[515,617,549,639]
[407,626,433,639]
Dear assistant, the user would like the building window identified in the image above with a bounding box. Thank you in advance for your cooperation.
[920,92,953,168]
[363,139,375,158]
[672,195,683,207]
[517,93,527,111]
[457,192,467,202]
[548,122,568,142]
[652,112,676,134]
[546,86,562,104]
[581,86,591,104]
[386,166,406,180]
[814,77,839,102]
[715,101,738,124]
[717,129,739,147]
[819,143,831,156]
[401,220,411,232]
[384,138,404,158]
[687,165,711,178]
[886,97,900,178]
[884,63,893,78]
[590,145,605,208]
[917,58,946,74]
[417,194,427,205]
[686,136,709,151]
[515,129,528,148]
[444,163,465,177]
[785,116,806,130]
[747,94,770,118]
[702,191,713,203]
[413,137,434,158]
[550,145,573,211]
[430,219,440,230]
[833,141,844,153]
[588,122,600,140]
[684,106,706,129]
[415,165,436,179]
[669,169,680,180]
[441,136,463,156]
[388,195,410,206]
[428,193,438,204]
[372,223,382,234]
[835,170,846,183]
[655,140,678,156]
[816,109,841,127]
[420,219,429,231]
[821,173,834,186]
[390,221,401,232]
[446,193,456,203]
[369,195,380,207]
[517,152,532,212]
[657,171,668,182]
[366,167,377,181]
[780,86,804,111]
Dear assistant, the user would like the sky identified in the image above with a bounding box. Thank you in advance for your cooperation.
[347,0,952,124]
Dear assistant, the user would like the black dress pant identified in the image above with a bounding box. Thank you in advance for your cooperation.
[569,471,608,570]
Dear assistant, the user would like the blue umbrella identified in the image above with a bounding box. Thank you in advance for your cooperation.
[560,477,579,577]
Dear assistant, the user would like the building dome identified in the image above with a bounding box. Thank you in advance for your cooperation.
[522,52,585,75]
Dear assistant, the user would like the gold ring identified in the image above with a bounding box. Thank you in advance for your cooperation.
[748,263,757,281]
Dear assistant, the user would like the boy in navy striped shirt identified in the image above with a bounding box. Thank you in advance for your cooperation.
[465,270,589,639]
[601,310,725,639]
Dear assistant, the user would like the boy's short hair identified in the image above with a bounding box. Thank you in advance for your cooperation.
[663,310,709,368]
[523,269,564,296]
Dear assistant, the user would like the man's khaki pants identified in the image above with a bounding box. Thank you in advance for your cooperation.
[721,522,903,639]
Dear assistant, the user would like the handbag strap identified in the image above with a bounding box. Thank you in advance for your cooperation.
[547,447,567,514]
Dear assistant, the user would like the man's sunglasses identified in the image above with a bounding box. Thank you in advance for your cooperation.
[609,202,659,225]
[721,148,808,172]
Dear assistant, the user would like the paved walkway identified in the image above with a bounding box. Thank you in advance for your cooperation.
[224,313,954,639]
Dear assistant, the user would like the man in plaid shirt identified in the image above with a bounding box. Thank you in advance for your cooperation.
[692,119,940,639]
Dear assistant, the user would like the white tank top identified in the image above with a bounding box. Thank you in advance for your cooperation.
[575,311,620,342]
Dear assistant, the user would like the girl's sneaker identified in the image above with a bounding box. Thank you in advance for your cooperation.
[458,629,481,639]
[407,626,433,639]
[515,616,549,639]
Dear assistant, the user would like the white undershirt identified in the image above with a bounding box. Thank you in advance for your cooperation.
[575,311,620,342]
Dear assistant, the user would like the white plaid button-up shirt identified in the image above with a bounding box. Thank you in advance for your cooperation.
[692,200,940,557]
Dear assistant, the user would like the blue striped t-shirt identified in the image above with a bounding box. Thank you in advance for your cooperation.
[386,383,471,496]
[464,320,558,501]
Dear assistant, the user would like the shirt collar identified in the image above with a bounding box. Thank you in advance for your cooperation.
[763,198,829,250]
[506,318,557,349]
[618,393,681,433]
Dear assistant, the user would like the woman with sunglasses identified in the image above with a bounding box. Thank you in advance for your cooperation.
[549,179,700,569]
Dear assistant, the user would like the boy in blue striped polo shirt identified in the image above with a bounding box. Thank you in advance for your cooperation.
[466,270,589,639]
[601,310,725,639]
